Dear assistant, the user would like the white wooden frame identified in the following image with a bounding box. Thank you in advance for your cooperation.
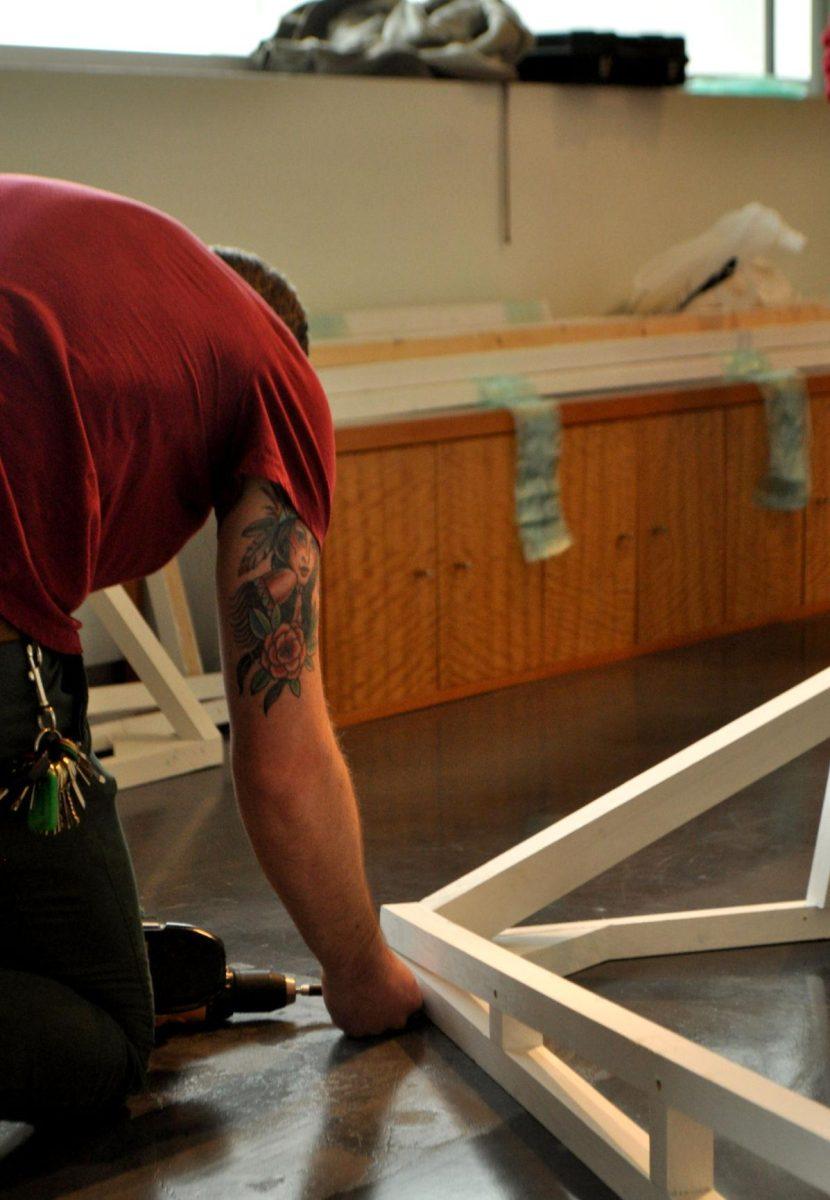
[320,319,830,425]
[382,666,830,1197]
[87,585,223,789]
[145,560,205,677]
[88,560,228,733]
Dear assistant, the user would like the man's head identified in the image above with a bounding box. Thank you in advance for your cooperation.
[212,246,309,355]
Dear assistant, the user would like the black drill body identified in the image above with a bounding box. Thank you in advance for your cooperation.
[142,920,321,1023]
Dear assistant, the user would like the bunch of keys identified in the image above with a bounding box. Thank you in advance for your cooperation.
[0,643,105,835]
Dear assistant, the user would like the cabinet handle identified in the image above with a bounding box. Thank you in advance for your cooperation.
[815,496,830,507]
[453,560,473,571]
[649,525,669,537]
[615,532,633,548]
[412,567,435,579]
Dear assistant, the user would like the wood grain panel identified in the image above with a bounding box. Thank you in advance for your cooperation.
[322,445,438,715]
[544,421,636,661]
[438,434,544,689]
[725,404,804,625]
[806,395,830,608]
[637,410,726,645]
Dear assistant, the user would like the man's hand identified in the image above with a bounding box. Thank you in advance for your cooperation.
[322,944,423,1038]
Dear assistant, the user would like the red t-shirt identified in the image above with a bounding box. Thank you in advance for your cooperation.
[0,175,335,654]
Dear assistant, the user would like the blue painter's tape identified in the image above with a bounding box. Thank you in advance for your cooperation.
[503,299,546,325]
[477,375,572,563]
[308,312,349,341]
[724,344,810,511]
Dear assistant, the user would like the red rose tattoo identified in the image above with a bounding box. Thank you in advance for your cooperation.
[231,484,320,712]
[261,623,306,681]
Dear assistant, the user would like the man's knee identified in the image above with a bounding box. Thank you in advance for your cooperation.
[0,970,147,1126]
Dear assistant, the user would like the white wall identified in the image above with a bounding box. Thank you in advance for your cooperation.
[1,65,828,664]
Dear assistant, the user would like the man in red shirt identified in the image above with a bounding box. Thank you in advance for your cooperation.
[0,175,421,1126]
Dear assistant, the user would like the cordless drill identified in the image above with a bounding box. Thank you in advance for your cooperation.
[143,920,322,1026]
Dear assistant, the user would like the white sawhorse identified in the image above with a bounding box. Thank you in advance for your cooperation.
[87,583,223,790]
[383,667,830,1198]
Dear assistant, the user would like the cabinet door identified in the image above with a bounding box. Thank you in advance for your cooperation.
[725,403,804,624]
[438,434,544,690]
[806,395,830,608]
[322,445,438,716]
[544,421,636,662]
[637,409,726,645]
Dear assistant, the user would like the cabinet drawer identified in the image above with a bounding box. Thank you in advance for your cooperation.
[438,434,544,690]
[637,409,726,645]
[725,404,803,625]
[545,421,636,661]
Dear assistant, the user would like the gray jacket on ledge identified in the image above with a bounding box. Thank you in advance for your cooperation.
[251,0,535,81]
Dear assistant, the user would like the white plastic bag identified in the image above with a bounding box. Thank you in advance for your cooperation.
[627,202,805,315]
[684,257,798,313]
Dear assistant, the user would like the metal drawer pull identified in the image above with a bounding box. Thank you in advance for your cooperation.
[412,567,435,579]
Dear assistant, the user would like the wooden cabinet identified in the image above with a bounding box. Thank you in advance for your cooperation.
[637,409,726,644]
[322,445,438,715]
[320,377,830,725]
[806,395,830,609]
[725,403,804,624]
[544,420,636,661]
[438,434,544,689]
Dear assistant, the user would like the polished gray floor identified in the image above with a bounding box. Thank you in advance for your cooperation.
[2,616,830,1198]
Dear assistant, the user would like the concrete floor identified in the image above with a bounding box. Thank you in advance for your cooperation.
[2,616,830,1198]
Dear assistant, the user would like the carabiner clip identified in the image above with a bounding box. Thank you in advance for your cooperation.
[26,643,58,733]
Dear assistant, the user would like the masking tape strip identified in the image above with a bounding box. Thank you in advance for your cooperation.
[477,375,572,563]
[725,345,810,511]
[308,312,349,341]
[503,299,547,325]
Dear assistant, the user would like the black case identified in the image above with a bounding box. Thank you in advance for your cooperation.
[517,31,687,87]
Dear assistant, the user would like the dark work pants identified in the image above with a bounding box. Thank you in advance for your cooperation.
[0,641,154,1126]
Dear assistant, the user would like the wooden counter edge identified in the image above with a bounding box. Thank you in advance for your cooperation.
[334,373,830,454]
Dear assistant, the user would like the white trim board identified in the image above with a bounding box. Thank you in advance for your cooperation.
[310,299,552,342]
[88,586,223,789]
[321,319,830,425]
[87,671,225,721]
[382,665,830,1198]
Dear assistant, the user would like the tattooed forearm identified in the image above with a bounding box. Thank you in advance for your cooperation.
[231,484,320,713]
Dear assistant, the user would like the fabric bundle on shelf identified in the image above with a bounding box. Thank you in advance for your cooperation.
[251,0,535,81]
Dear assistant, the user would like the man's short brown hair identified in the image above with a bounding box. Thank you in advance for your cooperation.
[212,246,309,355]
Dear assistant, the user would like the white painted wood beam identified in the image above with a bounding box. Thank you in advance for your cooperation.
[423,667,830,937]
[413,963,656,1200]
[322,320,830,424]
[95,737,223,791]
[382,903,830,1192]
[496,901,830,974]
[145,560,204,677]
[649,1103,715,1198]
[88,672,225,719]
[806,761,830,908]
[89,586,219,743]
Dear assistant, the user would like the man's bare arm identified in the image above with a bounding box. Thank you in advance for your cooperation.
[216,478,422,1035]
